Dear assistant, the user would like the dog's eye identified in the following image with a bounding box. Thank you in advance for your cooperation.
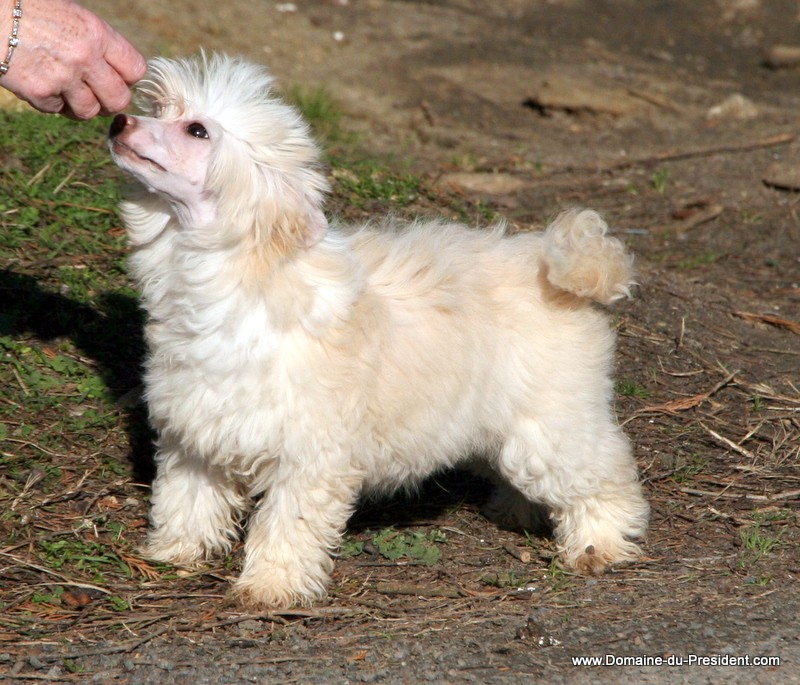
[186,123,209,140]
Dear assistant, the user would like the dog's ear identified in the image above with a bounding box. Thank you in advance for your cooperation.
[256,179,328,257]
[268,147,330,253]
[204,136,330,256]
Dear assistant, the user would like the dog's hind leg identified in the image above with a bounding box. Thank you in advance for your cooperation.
[144,446,250,565]
[495,415,648,574]
[230,456,363,609]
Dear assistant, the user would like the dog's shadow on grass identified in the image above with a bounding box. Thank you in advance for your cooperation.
[0,268,156,483]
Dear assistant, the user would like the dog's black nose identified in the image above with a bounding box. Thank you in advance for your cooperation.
[109,113,130,138]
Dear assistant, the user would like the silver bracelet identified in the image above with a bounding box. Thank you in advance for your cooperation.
[0,0,22,77]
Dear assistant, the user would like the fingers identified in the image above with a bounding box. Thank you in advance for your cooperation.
[59,82,101,120]
[22,58,138,120]
[83,61,137,116]
[64,17,146,117]
[71,26,146,117]
[103,27,147,86]
[52,37,143,119]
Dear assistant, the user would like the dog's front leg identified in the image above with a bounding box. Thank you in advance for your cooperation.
[144,446,250,565]
[230,457,362,609]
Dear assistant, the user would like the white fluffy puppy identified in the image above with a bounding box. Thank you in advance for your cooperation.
[108,53,648,608]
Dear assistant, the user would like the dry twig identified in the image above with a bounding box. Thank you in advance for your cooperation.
[733,311,800,336]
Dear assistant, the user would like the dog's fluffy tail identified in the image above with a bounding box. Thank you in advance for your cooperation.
[541,209,634,305]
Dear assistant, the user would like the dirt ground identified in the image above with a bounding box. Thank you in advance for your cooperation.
[3,0,800,683]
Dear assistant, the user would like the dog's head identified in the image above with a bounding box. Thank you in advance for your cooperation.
[109,52,329,254]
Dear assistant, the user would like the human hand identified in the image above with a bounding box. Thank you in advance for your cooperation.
[0,0,146,119]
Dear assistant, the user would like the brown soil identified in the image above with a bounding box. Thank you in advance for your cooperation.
[3,1,800,683]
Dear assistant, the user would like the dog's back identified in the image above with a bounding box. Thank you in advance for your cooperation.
[349,209,632,309]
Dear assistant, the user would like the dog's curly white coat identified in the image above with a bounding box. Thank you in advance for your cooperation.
[108,53,649,609]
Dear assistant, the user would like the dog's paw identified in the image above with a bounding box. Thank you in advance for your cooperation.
[571,545,613,575]
[227,578,321,611]
[141,534,209,567]
[564,540,642,576]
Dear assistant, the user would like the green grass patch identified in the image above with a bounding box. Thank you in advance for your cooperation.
[616,379,650,399]
[342,527,448,566]
[38,535,131,582]
[0,111,126,263]
[739,526,781,565]
[670,455,707,484]
[286,85,347,145]
[481,570,530,589]
[677,252,718,270]
[650,167,670,194]
[738,513,785,568]
[330,159,423,210]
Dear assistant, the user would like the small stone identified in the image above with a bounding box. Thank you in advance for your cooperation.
[764,162,800,191]
[706,93,758,122]
[28,656,45,669]
[436,172,531,196]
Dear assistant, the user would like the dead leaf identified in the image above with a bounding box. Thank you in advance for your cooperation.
[641,393,710,414]
[120,553,161,581]
[62,590,94,610]
[97,495,121,510]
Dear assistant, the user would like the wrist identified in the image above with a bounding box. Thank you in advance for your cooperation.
[0,0,21,77]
